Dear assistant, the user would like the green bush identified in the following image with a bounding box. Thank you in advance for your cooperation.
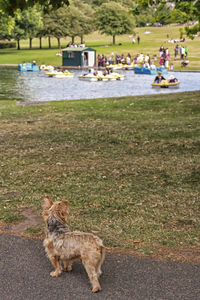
[0,41,16,49]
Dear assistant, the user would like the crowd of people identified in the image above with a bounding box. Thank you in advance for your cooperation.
[96,41,189,70]
[97,52,160,69]
[159,46,171,69]
[174,44,189,60]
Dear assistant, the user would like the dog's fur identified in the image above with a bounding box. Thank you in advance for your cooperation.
[42,195,105,293]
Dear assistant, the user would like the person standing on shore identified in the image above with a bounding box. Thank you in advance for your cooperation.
[137,36,140,44]
[174,45,179,60]
[185,46,189,58]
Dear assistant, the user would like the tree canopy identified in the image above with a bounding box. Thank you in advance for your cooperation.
[12,7,43,49]
[0,0,69,15]
[95,2,135,45]
[132,0,200,37]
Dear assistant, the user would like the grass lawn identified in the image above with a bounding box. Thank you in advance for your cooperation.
[0,91,200,259]
[0,25,200,70]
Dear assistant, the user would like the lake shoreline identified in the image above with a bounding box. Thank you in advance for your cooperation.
[1,64,200,72]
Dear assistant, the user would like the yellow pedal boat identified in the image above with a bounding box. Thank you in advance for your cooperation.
[45,71,74,78]
[78,72,125,82]
[40,65,54,71]
[152,80,180,88]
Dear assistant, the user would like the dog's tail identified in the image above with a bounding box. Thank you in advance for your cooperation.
[100,244,106,266]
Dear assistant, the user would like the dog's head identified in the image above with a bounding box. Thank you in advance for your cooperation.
[42,195,69,224]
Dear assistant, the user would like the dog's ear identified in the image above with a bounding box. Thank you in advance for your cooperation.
[57,200,69,222]
[43,195,53,211]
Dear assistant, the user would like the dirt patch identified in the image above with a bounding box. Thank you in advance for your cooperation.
[16,101,49,106]
[1,191,21,198]
[1,207,44,237]
[109,245,200,264]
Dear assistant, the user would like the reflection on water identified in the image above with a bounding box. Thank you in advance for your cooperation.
[0,68,199,102]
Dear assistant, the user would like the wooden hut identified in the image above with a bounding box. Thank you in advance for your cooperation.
[62,47,96,68]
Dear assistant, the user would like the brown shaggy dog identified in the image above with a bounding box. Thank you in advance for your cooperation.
[42,195,105,293]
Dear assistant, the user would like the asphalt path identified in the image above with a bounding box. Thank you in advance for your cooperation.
[0,234,200,300]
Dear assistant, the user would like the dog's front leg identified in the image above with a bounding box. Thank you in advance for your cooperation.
[49,255,62,277]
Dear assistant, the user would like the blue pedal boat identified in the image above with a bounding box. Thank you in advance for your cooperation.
[134,66,168,75]
[18,62,40,72]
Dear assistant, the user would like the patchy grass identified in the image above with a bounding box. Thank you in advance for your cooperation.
[0,91,200,256]
[26,226,43,236]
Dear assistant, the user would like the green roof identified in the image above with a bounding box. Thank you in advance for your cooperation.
[62,47,95,52]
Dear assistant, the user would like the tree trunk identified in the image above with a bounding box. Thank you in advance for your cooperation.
[112,35,116,45]
[48,36,51,49]
[57,37,61,49]
[29,38,32,49]
[72,36,75,44]
[17,39,20,50]
[39,37,42,49]
[80,35,84,44]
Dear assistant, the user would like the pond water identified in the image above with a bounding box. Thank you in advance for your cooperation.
[0,67,199,102]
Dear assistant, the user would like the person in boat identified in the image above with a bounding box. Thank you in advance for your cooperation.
[56,66,62,72]
[83,68,92,76]
[168,75,178,83]
[154,71,166,83]
[103,68,110,76]
[150,60,156,69]
[144,62,150,69]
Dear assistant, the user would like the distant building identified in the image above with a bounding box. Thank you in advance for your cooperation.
[62,47,96,68]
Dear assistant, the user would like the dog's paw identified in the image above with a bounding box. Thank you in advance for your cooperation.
[92,285,101,293]
[64,265,72,272]
[50,271,61,277]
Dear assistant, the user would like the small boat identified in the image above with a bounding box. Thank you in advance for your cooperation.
[40,64,54,71]
[45,70,74,78]
[121,63,135,70]
[109,72,125,80]
[107,64,123,70]
[134,66,168,75]
[152,80,180,88]
[18,62,40,72]
[78,71,125,82]
[134,66,157,75]
[78,74,99,81]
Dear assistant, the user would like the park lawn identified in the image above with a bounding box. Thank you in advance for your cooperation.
[0,24,200,70]
[0,91,200,257]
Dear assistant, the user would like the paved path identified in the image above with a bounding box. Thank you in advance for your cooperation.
[0,234,200,300]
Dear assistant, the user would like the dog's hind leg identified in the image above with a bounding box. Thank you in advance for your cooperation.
[63,259,72,272]
[82,259,101,293]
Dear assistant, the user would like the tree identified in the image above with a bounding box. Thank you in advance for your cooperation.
[0,0,69,15]
[134,7,154,27]
[43,2,94,47]
[95,2,135,45]
[22,7,43,49]
[72,0,94,43]
[12,7,42,49]
[172,0,200,38]
[0,11,14,39]
[152,2,172,25]
[12,10,27,50]
[42,13,56,48]
[133,0,200,37]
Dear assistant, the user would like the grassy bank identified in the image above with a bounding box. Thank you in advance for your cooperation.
[0,91,200,257]
[0,25,200,70]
